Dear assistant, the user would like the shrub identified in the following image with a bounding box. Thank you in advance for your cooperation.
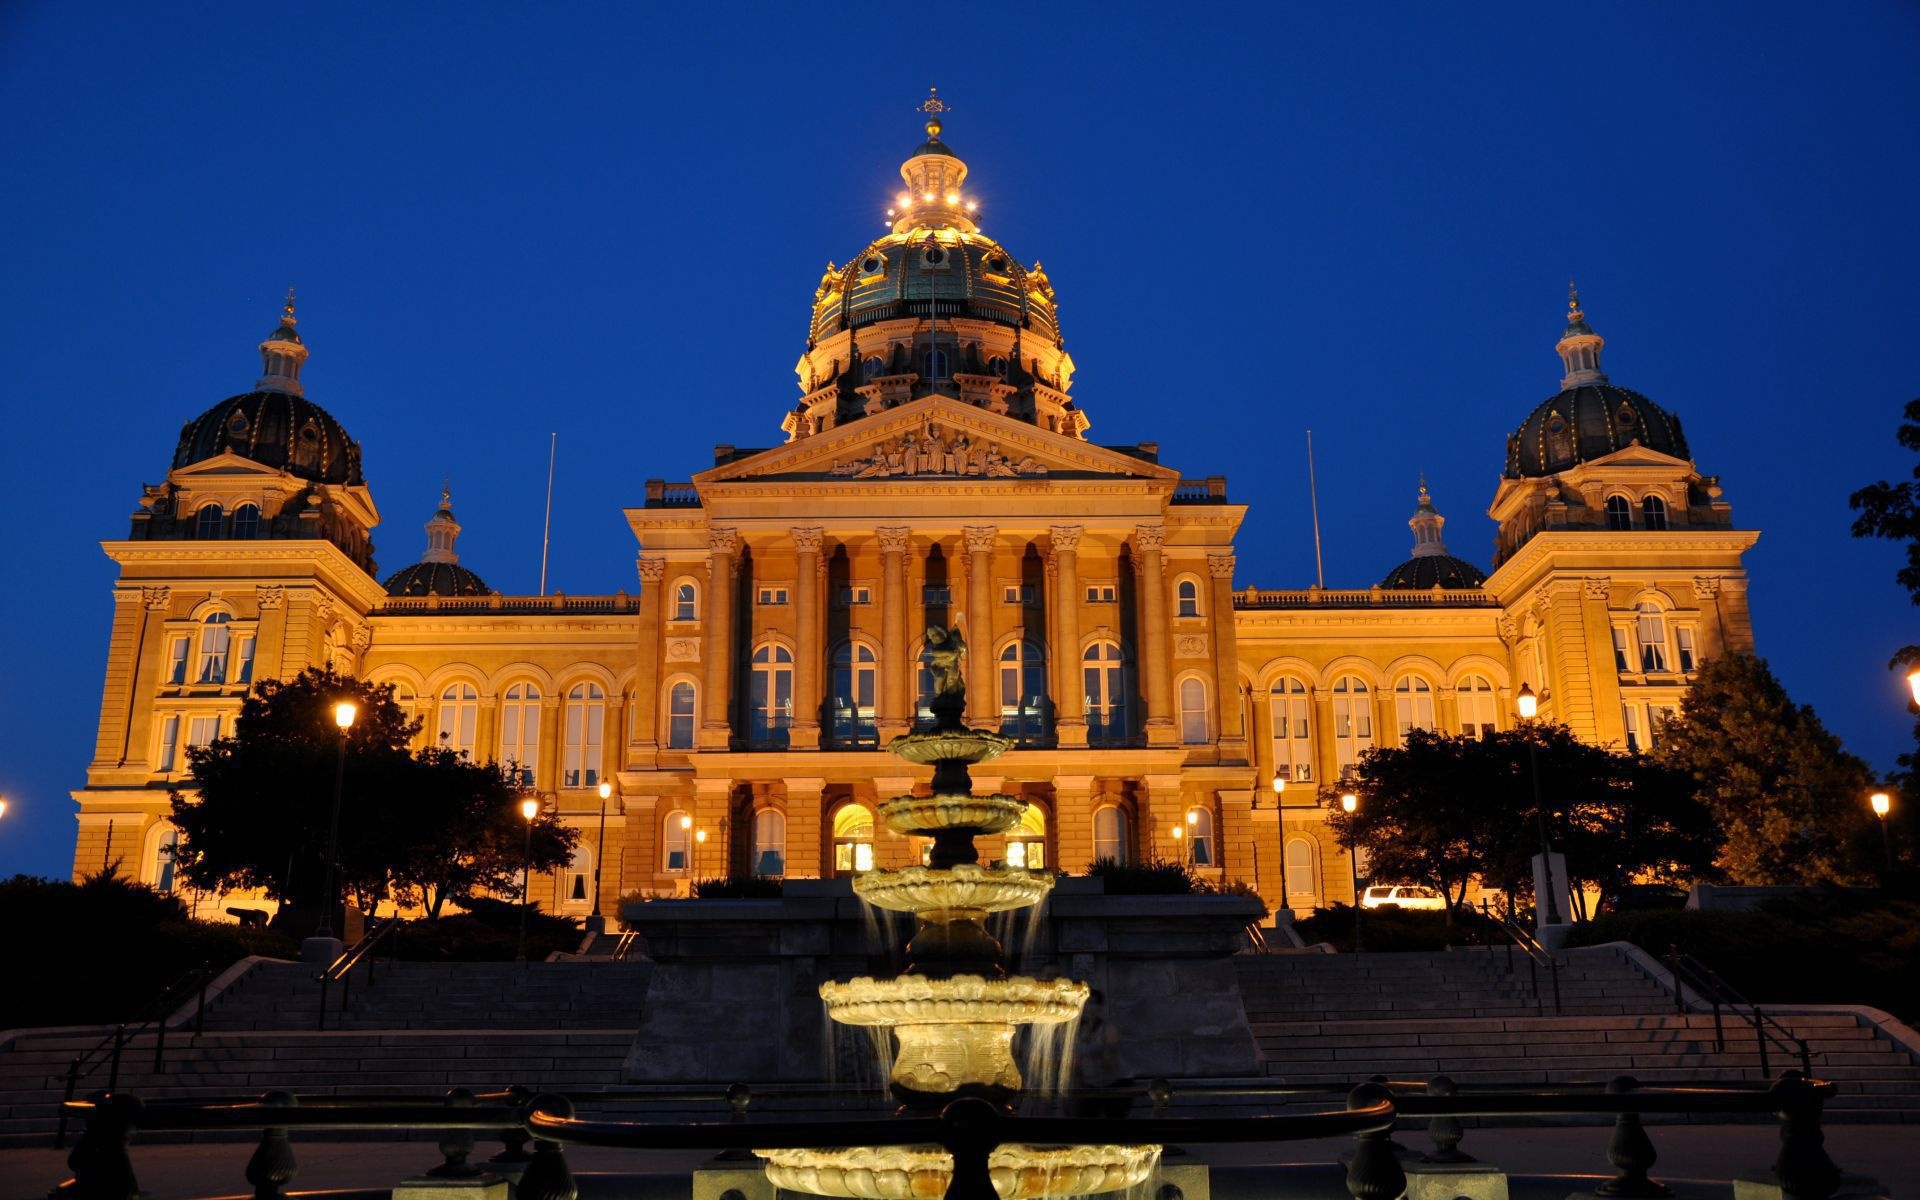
[1085,858,1195,894]
[1295,903,1500,953]
[386,897,581,962]
[690,876,785,899]
[1196,875,1272,920]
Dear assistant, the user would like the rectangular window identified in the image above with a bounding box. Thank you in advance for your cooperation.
[1002,584,1037,605]
[1676,627,1696,673]
[1637,611,1670,672]
[922,585,952,606]
[836,585,872,606]
[1085,584,1116,603]
[234,635,256,684]
[757,587,789,606]
[156,715,181,772]
[1648,705,1679,748]
[186,714,219,750]
[1612,627,1631,673]
[1622,704,1640,753]
[198,626,230,684]
[166,637,190,686]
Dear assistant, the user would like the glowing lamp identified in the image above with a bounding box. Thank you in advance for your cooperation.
[1272,776,1286,796]
[1171,826,1183,841]
[1186,810,1199,826]
[1871,792,1892,818]
[333,701,357,730]
[520,798,539,822]
[0,797,8,820]
[1340,792,1359,815]
[695,829,708,845]
[1516,683,1539,720]
[598,782,613,801]
[945,193,959,205]
[886,208,895,217]
[922,192,934,202]
[966,201,978,212]
[1908,664,1920,706]
[680,814,694,831]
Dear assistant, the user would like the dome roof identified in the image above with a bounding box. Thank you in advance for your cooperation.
[1379,553,1487,590]
[1504,383,1689,479]
[382,561,491,597]
[173,390,364,486]
[810,229,1059,346]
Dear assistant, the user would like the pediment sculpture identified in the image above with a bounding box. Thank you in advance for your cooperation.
[827,421,1048,479]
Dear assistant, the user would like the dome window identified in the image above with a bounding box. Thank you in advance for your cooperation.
[987,355,1008,378]
[925,348,951,380]
[1545,413,1572,463]
[294,422,322,472]
[920,246,948,268]
[194,504,224,539]
[1618,405,1637,428]
[226,411,248,437]
[231,504,260,539]
[984,255,1007,273]
[861,255,884,275]
[863,356,886,381]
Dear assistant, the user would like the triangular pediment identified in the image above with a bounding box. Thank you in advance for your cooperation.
[697,397,1179,485]
[168,451,298,479]
[1579,442,1695,471]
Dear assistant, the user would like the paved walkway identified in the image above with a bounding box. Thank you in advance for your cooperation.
[6,1125,1912,1198]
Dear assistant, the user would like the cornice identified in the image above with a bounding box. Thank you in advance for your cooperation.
[102,540,388,607]
[1484,529,1760,596]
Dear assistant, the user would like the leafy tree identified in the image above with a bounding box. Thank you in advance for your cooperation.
[1848,397,1920,624]
[1655,654,1878,885]
[170,667,578,920]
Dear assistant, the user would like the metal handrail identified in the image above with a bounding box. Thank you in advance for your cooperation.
[52,963,212,1149]
[316,915,402,1031]
[1478,899,1562,1014]
[1663,950,1813,1078]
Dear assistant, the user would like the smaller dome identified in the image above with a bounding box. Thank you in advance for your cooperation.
[1379,554,1488,590]
[382,561,491,597]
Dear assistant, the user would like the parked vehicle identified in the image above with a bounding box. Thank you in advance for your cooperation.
[1359,884,1447,911]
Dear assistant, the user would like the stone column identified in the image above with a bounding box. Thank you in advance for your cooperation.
[1310,687,1337,786]
[1207,553,1247,756]
[1053,775,1096,874]
[475,696,498,767]
[963,525,998,728]
[1141,773,1186,862]
[700,528,738,749]
[1050,525,1087,747]
[791,528,825,750]
[630,557,666,758]
[878,526,911,739]
[784,777,826,879]
[1134,524,1177,746]
[1579,577,1627,745]
[117,587,173,769]
[252,584,289,686]
[537,698,562,794]
[1248,685,1273,785]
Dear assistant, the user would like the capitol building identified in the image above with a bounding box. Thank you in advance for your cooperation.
[72,105,1758,919]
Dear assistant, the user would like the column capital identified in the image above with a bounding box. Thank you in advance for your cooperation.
[1048,524,1083,554]
[963,525,999,553]
[253,585,282,610]
[1207,553,1237,579]
[1133,523,1166,553]
[791,526,826,554]
[1691,575,1723,599]
[637,556,668,584]
[708,526,739,556]
[1582,577,1613,602]
[877,526,912,555]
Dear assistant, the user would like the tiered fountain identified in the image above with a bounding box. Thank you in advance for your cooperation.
[760,628,1161,1200]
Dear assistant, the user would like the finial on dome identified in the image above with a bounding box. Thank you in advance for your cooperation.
[918,86,949,140]
[1555,281,1606,388]
[1567,280,1582,323]
[423,484,462,564]
[256,287,309,394]
[281,286,298,328]
[1409,478,1448,556]
[440,478,452,511]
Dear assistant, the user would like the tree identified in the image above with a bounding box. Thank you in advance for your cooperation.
[1655,654,1878,885]
[169,667,578,919]
[1848,397,1920,623]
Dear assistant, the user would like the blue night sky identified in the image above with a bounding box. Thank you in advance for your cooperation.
[3,3,1918,877]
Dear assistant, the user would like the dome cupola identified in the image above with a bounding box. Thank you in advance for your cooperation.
[1379,481,1487,589]
[256,287,309,395]
[382,486,491,597]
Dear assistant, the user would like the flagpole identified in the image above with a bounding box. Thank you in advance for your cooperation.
[1307,429,1326,589]
[539,432,556,596]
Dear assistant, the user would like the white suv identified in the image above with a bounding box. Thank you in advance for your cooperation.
[1359,885,1447,911]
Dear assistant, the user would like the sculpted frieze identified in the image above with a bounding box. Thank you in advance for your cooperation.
[828,421,1047,479]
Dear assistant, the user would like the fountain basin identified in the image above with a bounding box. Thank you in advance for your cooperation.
[887,729,1014,765]
[854,865,1053,916]
[821,975,1087,1028]
[760,1143,1161,1200]
[878,792,1028,836]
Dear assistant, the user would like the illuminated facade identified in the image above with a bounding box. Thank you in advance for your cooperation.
[73,104,1758,918]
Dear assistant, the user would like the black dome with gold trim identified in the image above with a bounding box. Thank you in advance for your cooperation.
[1503,383,1688,479]
[382,560,490,597]
[173,390,364,486]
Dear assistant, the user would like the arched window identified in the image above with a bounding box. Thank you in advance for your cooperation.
[863,356,886,380]
[1178,676,1210,745]
[1635,601,1671,672]
[1093,805,1130,865]
[195,612,232,683]
[1006,803,1047,870]
[750,644,795,747]
[672,581,698,622]
[1269,677,1314,783]
[388,682,418,730]
[1185,806,1215,867]
[1083,641,1131,745]
[564,844,591,906]
[230,504,260,539]
[663,810,692,872]
[1642,494,1669,531]
[915,643,938,730]
[986,355,1008,378]
[1393,677,1436,740]
[150,826,180,894]
[1457,674,1497,739]
[1331,675,1374,773]
[753,809,787,877]
[1285,836,1319,910]
[563,683,605,788]
[925,348,950,379]
[1545,414,1572,463]
[438,683,479,757]
[666,680,697,749]
[1605,494,1633,530]
[1176,579,1201,618]
[832,805,874,874]
[195,504,224,539]
[830,642,879,747]
[998,641,1048,742]
[500,683,541,786]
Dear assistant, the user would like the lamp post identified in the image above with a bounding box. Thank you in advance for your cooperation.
[316,700,357,941]
[1870,791,1895,879]
[1171,824,1186,864]
[590,781,614,934]
[1271,775,1289,912]
[695,828,709,881]
[1341,791,1362,955]
[1906,664,1920,708]
[516,796,539,963]
[1185,809,1200,866]
[1515,683,1563,926]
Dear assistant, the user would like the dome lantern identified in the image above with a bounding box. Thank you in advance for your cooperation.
[1379,480,1487,590]
[255,287,309,396]
[892,88,977,237]
[422,485,461,565]
[382,485,490,597]
[1555,282,1607,390]
[1408,478,1447,558]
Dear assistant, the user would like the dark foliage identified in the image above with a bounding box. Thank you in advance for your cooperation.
[1294,903,1502,953]
[1084,858,1196,894]
[690,876,786,899]
[383,898,580,962]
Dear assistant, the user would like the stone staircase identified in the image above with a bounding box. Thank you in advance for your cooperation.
[198,960,652,1031]
[1235,947,1920,1122]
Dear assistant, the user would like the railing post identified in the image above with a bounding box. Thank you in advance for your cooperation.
[151,1007,167,1074]
[940,1096,1000,1200]
[490,1085,534,1168]
[315,971,330,1033]
[62,1091,143,1200]
[1596,1075,1670,1198]
[244,1090,299,1199]
[1770,1071,1842,1200]
[53,1057,81,1149]
[716,1083,755,1162]
[1421,1075,1470,1164]
[1148,1078,1186,1157]
[1548,949,1562,1016]
[195,964,211,1036]
[427,1087,483,1177]
[1344,1081,1405,1200]
[105,1026,125,1093]
[517,1093,578,1200]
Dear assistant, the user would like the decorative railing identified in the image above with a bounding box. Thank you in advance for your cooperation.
[1170,476,1229,504]
[376,593,640,616]
[1235,585,1500,609]
[644,480,702,508]
[51,1072,1852,1200]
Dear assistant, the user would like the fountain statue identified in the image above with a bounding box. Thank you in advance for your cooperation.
[760,626,1161,1199]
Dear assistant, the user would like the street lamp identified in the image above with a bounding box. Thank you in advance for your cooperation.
[516,796,539,962]
[0,796,9,821]
[1185,809,1200,865]
[1513,684,1562,925]
[1870,791,1894,878]
[316,700,357,941]
[1270,775,1289,910]
[694,828,709,880]
[591,781,614,934]
[1906,664,1920,707]
[1171,824,1186,864]
[1340,791,1362,955]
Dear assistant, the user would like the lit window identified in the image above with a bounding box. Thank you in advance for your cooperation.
[663,810,691,872]
[1178,677,1209,745]
[166,636,190,686]
[753,809,786,877]
[1186,806,1215,866]
[1093,806,1129,864]
[1284,837,1318,908]
[1676,627,1696,673]
[831,642,879,747]
[833,805,874,874]
[195,504,224,539]
[758,587,789,606]
[196,613,232,683]
[666,680,697,750]
[672,582,698,622]
[230,504,260,539]
[186,714,219,750]
[500,683,541,786]
[1642,495,1669,531]
[750,644,794,748]
[1648,705,1679,748]
[1176,579,1201,617]
[1007,803,1046,870]
[1622,704,1641,753]
[565,845,591,906]
[563,683,606,788]
[156,715,181,772]
[389,683,418,727]
[1393,677,1436,739]
[1605,495,1633,530]
[998,641,1048,742]
[438,683,479,757]
[1636,602,1670,672]
[1269,677,1313,783]
[1457,674,1496,739]
[151,827,180,894]
[1331,675,1374,772]
[1084,641,1131,745]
